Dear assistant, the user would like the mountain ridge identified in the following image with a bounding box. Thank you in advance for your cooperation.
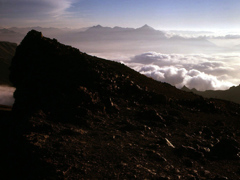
[0,25,220,54]
[84,24,161,34]
[182,85,240,104]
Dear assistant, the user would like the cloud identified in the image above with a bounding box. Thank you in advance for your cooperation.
[132,52,207,67]
[138,65,234,91]
[184,73,233,91]
[0,86,15,106]
[0,0,73,17]
[129,52,239,91]
[165,31,240,40]
[0,0,77,27]
[131,52,234,75]
[215,34,240,39]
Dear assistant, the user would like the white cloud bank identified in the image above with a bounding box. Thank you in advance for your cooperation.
[137,65,233,91]
[127,52,240,91]
[0,86,15,106]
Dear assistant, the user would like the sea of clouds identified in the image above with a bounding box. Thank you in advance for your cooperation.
[121,52,240,91]
[0,86,15,106]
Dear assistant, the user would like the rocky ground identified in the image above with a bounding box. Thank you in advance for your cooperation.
[2,30,240,179]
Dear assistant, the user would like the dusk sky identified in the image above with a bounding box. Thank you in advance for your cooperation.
[1,0,240,30]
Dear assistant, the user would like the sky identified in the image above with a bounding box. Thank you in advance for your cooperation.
[1,0,240,31]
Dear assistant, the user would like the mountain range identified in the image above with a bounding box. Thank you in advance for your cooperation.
[2,30,240,179]
[0,25,220,54]
[182,85,240,104]
[61,24,219,54]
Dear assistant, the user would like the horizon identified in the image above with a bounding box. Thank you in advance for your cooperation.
[2,24,240,33]
[2,24,240,38]
[1,0,240,31]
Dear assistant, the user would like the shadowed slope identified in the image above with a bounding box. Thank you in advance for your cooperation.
[182,85,240,104]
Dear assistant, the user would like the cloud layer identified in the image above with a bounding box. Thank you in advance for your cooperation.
[128,52,240,91]
[0,86,15,106]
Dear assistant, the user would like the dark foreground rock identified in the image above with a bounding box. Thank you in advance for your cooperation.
[2,30,240,179]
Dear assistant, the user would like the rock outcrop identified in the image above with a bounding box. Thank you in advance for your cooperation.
[3,30,240,179]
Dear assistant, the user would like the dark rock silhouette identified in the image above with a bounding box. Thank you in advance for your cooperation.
[2,30,240,179]
[182,85,240,105]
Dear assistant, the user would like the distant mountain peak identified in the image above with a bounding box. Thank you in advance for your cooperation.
[142,24,152,28]
[181,85,191,92]
[138,24,155,30]
[93,25,103,28]
[86,25,112,32]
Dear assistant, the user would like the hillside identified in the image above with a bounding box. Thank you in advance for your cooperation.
[3,30,240,179]
[0,41,17,85]
[182,85,240,104]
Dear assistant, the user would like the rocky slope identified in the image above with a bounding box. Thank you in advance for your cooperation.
[182,85,240,105]
[3,30,240,179]
[0,41,17,85]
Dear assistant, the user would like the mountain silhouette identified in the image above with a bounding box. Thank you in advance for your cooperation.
[182,85,240,104]
[136,24,156,31]
[1,25,219,54]
[2,30,240,179]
